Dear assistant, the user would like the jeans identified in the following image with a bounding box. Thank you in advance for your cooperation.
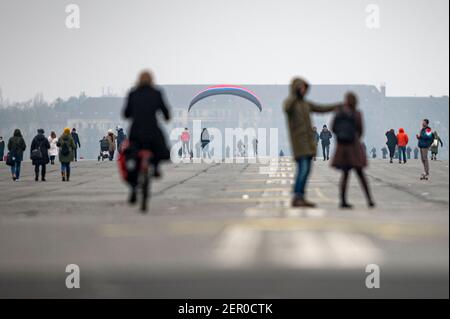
[10,160,21,179]
[322,144,330,160]
[61,162,71,174]
[182,141,190,157]
[294,156,313,199]
[398,146,407,162]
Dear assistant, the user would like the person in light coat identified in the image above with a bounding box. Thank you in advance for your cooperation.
[48,131,58,165]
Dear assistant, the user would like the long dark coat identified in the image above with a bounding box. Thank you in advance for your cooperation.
[30,133,50,165]
[123,85,171,161]
[331,109,367,170]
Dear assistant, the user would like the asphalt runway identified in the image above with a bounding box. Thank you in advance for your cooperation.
[0,157,448,298]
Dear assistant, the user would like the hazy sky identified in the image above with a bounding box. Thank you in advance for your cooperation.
[0,0,448,102]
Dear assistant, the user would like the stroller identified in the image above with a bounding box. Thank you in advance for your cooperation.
[97,137,110,161]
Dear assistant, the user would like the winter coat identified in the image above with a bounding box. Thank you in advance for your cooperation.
[313,131,320,145]
[430,132,444,154]
[331,108,367,170]
[107,133,116,152]
[319,129,332,146]
[396,128,409,147]
[385,130,397,150]
[57,133,76,163]
[7,135,26,161]
[284,79,340,158]
[417,127,434,149]
[30,133,50,165]
[48,137,58,156]
[71,132,81,149]
[123,85,171,161]
[0,140,5,157]
[116,129,126,151]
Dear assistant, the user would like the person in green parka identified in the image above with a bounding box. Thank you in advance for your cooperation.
[57,127,76,182]
[430,131,444,161]
[284,77,342,207]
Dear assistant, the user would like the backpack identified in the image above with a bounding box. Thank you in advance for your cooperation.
[31,139,44,161]
[333,111,357,144]
[61,140,70,156]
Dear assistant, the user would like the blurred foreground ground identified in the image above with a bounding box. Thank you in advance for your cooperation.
[0,158,448,298]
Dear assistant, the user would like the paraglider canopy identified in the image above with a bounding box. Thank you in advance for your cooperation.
[188,85,262,112]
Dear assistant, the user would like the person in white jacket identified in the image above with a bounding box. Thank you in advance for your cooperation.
[48,131,58,165]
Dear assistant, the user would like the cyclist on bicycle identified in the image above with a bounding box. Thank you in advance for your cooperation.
[123,71,171,204]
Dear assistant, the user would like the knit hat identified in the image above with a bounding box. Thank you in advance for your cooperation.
[63,127,71,135]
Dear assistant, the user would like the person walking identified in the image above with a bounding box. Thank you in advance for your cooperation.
[430,131,444,160]
[57,128,76,182]
[30,129,50,181]
[312,127,320,161]
[370,147,377,159]
[181,128,191,158]
[284,77,341,207]
[116,126,127,153]
[416,119,434,180]
[201,128,211,159]
[319,125,332,161]
[396,128,409,164]
[71,128,81,161]
[385,129,397,163]
[48,131,58,165]
[381,146,388,159]
[0,136,5,161]
[7,129,26,181]
[106,129,116,161]
[406,146,412,160]
[331,93,375,208]
[413,147,419,159]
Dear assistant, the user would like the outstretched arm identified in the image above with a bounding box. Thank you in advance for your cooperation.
[159,91,171,121]
[309,102,342,113]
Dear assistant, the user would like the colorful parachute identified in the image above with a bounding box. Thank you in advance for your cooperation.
[188,85,262,112]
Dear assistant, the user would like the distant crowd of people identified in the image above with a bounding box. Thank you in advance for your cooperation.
[0,71,446,211]
[1,127,80,182]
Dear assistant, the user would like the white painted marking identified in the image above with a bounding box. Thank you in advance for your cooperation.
[213,226,261,268]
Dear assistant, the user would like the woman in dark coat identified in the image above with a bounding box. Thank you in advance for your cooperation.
[123,71,171,176]
[30,128,51,181]
[385,129,397,163]
[123,71,171,209]
[331,93,375,208]
[7,129,26,181]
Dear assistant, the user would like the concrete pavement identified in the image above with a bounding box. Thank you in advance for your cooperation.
[0,158,448,298]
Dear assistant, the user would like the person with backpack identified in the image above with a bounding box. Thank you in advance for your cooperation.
[430,131,444,161]
[30,129,50,182]
[7,129,26,181]
[284,77,342,208]
[396,128,409,164]
[201,128,211,159]
[331,92,375,209]
[416,119,434,180]
[385,129,397,163]
[57,128,76,182]
[319,125,332,161]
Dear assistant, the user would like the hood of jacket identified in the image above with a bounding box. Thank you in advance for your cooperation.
[399,128,405,133]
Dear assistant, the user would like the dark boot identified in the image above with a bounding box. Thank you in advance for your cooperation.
[66,171,70,182]
[61,171,65,182]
